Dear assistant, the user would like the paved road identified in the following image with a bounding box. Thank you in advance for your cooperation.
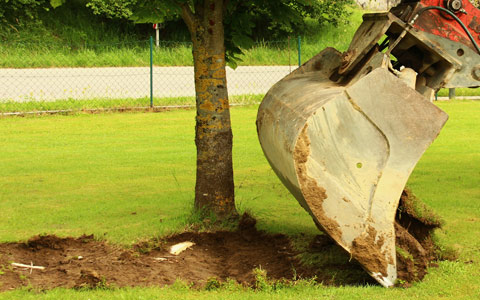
[0,66,296,102]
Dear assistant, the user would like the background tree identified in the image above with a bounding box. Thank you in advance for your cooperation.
[82,0,351,219]
[0,0,51,27]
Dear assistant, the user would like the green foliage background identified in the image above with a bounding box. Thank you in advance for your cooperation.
[1,0,353,47]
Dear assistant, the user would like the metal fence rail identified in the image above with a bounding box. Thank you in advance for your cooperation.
[0,38,301,114]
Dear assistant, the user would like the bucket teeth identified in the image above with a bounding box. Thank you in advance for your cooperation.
[257,57,448,287]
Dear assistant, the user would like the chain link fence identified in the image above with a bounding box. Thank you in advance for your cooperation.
[0,38,301,115]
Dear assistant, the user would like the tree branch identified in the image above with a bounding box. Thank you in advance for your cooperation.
[179,2,196,34]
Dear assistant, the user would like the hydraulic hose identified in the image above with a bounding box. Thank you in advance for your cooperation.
[410,5,480,54]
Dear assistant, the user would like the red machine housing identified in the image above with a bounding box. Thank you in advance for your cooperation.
[412,0,480,52]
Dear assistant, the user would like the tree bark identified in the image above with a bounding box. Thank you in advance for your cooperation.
[181,0,236,218]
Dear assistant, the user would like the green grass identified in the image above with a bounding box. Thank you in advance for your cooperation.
[0,95,263,114]
[0,45,151,68]
[0,101,479,298]
[0,105,314,243]
[437,88,480,97]
[0,41,197,68]
[0,98,152,113]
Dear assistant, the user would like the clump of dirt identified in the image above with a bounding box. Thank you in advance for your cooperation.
[26,234,71,250]
[351,226,391,278]
[76,269,104,289]
[394,188,446,285]
[0,214,322,292]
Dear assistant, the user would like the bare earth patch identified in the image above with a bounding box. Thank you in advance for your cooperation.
[0,201,446,291]
[0,216,326,291]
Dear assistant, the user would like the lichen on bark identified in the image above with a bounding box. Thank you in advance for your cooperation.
[181,0,237,218]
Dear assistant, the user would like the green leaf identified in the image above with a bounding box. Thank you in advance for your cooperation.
[50,0,66,9]
[231,34,254,49]
[226,59,238,70]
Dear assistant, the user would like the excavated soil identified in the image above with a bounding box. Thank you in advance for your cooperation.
[0,215,337,292]
[394,189,444,285]
[0,198,444,292]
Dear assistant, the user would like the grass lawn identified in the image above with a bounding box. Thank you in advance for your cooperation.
[0,95,264,114]
[437,88,480,97]
[0,101,479,299]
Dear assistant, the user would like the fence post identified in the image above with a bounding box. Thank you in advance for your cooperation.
[297,36,302,67]
[150,36,154,108]
[448,88,455,100]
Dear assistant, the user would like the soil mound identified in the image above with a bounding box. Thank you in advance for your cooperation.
[394,189,444,285]
[0,216,321,291]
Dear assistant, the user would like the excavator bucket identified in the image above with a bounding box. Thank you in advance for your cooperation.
[257,58,447,286]
[253,2,478,285]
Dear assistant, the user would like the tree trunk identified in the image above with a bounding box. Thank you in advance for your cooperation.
[181,0,236,218]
